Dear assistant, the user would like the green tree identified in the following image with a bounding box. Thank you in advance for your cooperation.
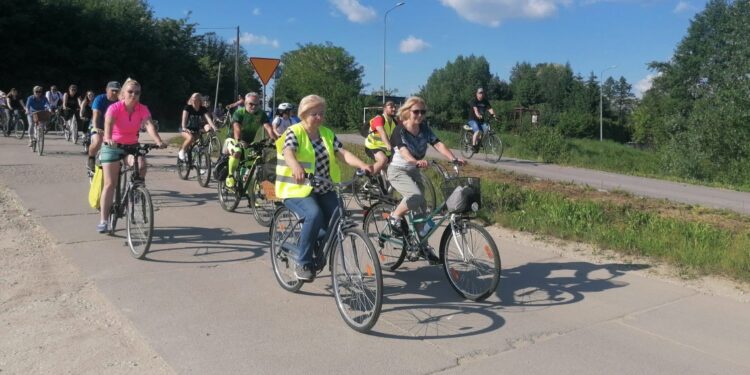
[274,42,366,129]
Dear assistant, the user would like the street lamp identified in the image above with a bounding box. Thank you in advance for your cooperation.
[599,65,616,141]
[383,2,406,105]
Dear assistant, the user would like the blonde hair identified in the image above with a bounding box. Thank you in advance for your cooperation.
[187,92,202,106]
[119,78,141,100]
[297,95,326,120]
[397,96,426,122]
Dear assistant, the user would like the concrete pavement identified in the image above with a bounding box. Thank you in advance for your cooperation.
[1,133,749,374]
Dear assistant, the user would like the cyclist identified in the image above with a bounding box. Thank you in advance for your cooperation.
[98,78,166,233]
[62,84,82,135]
[364,100,398,175]
[467,87,496,152]
[275,94,372,281]
[45,85,63,111]
[225,95,244,114]
[224,92,275,188]
[79,90,95,132]
[271,102,294,138]
[25,86,51,146]
[88,81,120,171]
[387,96,465,243]
[178,92,217,161]
[5,88,26,135]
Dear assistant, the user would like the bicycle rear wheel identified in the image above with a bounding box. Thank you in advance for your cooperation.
[217,169,240,212]
[249,167,275,227]
[460,130,475,159]
[14,118,25,139]
[196,147,211,187]
[332,228,383,333]
[363,202,405,271]
[439,220,501,301]
[484,134,503,162]
[127,185,154,259]
[208,135,221,164]
[270,207,304,292]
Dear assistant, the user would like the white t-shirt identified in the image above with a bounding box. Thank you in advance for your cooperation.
[46,90,63,109]
[272,116,292,134]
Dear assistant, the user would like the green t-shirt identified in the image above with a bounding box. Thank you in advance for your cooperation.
[231,107,269,143]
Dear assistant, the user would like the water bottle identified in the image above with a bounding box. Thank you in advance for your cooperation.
[419,218,436,237]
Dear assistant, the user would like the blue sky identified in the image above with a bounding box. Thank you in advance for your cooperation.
[150,0,705,98]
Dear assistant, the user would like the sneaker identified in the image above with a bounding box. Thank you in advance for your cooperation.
[472,144,480,153]
[96,222,108,233]
[178,150,186,161]
[225,176,236,188]
[294,264,315,281]
[388,216,405,236]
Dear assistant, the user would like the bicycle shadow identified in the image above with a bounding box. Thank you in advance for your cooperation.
[143,226,267,264]
[149,189,216,209]
[497,261,649,310]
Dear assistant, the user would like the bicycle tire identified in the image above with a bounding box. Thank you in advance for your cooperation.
[63,118,72,141]
[363,202,405,271]
[196,147,211,187]
[37,126,44,156]
[331,228,383,333]
[127,185,154,259]
[176,153,190,180]
[14,117,25,139]
[484,134,503,163]
[460,130,475,159]
[217,168,240,212]
[249,167,275,227]
[438,220,501,301]
[71,117,79,144]
[55,115,65,135]
[208,135,221,164]
[351,174,377,209]
[270,206,304,292]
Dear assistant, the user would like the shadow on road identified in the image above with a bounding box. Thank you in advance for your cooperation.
[142,226,267,264]
[150,189,216,209]
[498,261,649,309]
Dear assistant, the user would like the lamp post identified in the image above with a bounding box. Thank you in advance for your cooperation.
[599,65,616,141]
[383,2,406,105]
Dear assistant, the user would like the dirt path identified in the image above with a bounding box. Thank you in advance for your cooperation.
[0,185,173,374]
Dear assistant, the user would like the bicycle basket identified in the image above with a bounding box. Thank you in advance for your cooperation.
[442,177,481,214]
[32,111,51,123]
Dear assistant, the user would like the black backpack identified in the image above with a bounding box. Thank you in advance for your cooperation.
[213,154,229,180]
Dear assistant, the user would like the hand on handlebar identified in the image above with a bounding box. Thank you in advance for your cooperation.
[415,160,428,168]
[452,158,467,166]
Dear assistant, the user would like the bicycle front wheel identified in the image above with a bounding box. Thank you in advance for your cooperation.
[177,154,190,180]
[484,134,503,162]
[351,174,377,209]
[363,202,405,271]
[196,148,211,187]
[249,167,275,227]
[71,117,79,144]
[331,228,383,333]
[63,118,72,141]
[460,130,475,159]
[37,127,44,156]
[14,118,25,139]
[439,220,501,301]
[208,135,221,164]
[217,169,240,212]
[270,207,304,292]
[127,185,154,259]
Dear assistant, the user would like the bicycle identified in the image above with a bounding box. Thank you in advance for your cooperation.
[363,161,501,301]
[48,108,65,136]
[216,139,277,227]
[177,129,212,187]
[461,117,504,162]
[0,106,8,137]
[269,172,383,332]
[30,111,51,156]
[107,143,161,259]
[12,110,26,139]
[351,167,439,212]
[63,109,79,143]
[206,128,222,165]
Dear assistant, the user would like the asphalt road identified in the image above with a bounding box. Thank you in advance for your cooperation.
[1,133,749,374]
[338,134,750,215]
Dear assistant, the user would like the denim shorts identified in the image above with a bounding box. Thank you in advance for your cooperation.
[100,144,126,164]
[467,120,488,133]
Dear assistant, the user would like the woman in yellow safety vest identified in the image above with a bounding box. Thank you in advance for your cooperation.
[364,100,398,174]
[275,94,373,281]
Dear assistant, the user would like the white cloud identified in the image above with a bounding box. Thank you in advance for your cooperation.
[329,0,377,23]
[399,36,430,53]
[253,8,261,16]
[238,33,279,48]
[673,1,697,13]
[441,0,564,27]
[634,73,659,98]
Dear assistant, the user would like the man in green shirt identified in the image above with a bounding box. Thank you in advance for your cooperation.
[225,92,275,188]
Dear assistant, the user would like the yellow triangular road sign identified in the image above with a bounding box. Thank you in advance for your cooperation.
[249,57,281,86]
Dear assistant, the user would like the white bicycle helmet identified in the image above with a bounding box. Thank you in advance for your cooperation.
[277,102,293,112]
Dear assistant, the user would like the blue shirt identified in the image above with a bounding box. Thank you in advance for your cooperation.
[25,95,50,112]
[92,93,117,129]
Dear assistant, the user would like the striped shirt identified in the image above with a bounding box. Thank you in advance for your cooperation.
[284,130,342,193]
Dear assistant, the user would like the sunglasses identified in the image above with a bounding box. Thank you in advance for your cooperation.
[411,109,427,115]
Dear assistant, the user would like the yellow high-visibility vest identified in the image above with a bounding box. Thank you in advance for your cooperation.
[275,124,341,199]
[364,114,396,154]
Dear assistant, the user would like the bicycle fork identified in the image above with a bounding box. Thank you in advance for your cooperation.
[448,215,472,263]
